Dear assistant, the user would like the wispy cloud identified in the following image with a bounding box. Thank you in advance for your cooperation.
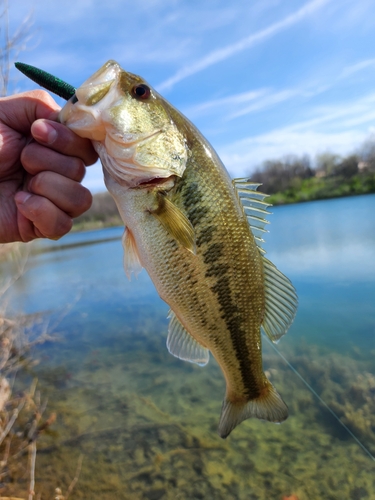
[228,89,300,120]
[157,0,331,91]
[183,53,375,124]
[220,129,366,178]
[184,88,269,118]
[217,90,375,176]
[285,92,375,132]
[340,58,375,79]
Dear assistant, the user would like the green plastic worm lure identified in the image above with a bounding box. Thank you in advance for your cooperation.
[15,62,75,100]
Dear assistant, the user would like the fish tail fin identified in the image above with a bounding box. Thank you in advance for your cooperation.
[218,383,288,439]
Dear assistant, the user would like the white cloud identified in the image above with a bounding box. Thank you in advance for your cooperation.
[183,54,375,124]
[219,129,367,177]
[285,92,375,132]
[228,89,300,120]
[217,90,375,176]
[157,0,332,91]
[340,58,375,79]
[184,88,269,118]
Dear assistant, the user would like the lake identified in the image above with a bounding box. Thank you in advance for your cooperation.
[2,194,375,499]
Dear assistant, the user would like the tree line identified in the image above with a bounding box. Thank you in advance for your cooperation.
[250,134,375,204]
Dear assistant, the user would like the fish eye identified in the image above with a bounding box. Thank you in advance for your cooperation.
[71,94,78,104]
[132,84,151,100]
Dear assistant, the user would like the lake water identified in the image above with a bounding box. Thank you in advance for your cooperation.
[2,194,375,499]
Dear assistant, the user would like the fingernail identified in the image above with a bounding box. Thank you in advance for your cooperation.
[15,192,32,205]
[32,121,58,145]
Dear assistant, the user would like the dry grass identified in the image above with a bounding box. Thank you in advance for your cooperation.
[0,244,82,499]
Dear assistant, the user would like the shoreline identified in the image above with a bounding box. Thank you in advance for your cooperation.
[71,190,375,233]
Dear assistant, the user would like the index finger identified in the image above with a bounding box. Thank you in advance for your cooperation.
[0,90,59,134]
[31,119,98,166]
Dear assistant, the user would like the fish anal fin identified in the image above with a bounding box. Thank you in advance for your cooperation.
[261,256,298,343]
[151,193,196,254]
[167,310,209,366]
[122,227,143,280]
[218,383,288,438]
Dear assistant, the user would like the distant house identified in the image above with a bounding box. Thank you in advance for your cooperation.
[315,170,327,178]
[358,161,369,172]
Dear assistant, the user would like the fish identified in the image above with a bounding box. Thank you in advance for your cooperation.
[58,60,298,438]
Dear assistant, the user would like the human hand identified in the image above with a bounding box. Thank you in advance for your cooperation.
[0,90,98,243]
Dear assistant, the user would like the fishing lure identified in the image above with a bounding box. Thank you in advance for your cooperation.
[15,62,75,100]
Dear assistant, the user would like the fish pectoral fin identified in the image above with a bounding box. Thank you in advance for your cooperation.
[150,194,196,254]
[122,227,143,280]
[218,383,288,439]
[166,310,209,366]
[261,256,298,343]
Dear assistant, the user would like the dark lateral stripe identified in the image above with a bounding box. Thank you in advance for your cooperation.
[180,175,261,397]
[204,240,261,399]
[196,225,216,246]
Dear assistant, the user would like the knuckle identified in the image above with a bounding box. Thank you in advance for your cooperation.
[53,217,73,238]
[29,89,56,107]
[43,214,73,240]
[82,145,98,166]
[20,145,31,168]
[27,196,48,220]
[73,187,92,215]
[71,159,86,181]
[28,171,50,195]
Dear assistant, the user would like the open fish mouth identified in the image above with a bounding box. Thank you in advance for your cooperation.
[136,175,177,189]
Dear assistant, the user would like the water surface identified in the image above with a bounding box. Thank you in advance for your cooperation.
[3,194,375,500]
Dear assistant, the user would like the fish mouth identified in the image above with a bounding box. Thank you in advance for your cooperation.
[135,175,177,190]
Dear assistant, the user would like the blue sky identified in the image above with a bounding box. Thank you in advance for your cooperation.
[8,0,375,192]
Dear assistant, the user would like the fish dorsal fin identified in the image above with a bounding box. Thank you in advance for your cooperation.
[151,194,196,254]
[232,178,271,251]
[232,179,297,341]
[261,256,298,343]
[122,227,143,280]
[167,310,209,366]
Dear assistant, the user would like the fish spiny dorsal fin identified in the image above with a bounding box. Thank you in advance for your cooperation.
[232,178,297,342]
[122,227,143,280]
[167,310,209,366]
[261,256,298,343]
[232,178,271,251]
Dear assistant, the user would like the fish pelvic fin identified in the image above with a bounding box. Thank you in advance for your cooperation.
[167,310,209,366]
[122,227,143,280]
[218,383,288,439]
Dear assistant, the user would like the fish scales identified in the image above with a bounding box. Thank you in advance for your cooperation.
[137,139,265,399]
[59,60,298,437]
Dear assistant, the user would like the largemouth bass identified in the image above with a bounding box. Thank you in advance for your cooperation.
[59,60,298,438]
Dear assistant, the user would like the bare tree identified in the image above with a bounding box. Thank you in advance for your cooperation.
[0,0,33,96]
